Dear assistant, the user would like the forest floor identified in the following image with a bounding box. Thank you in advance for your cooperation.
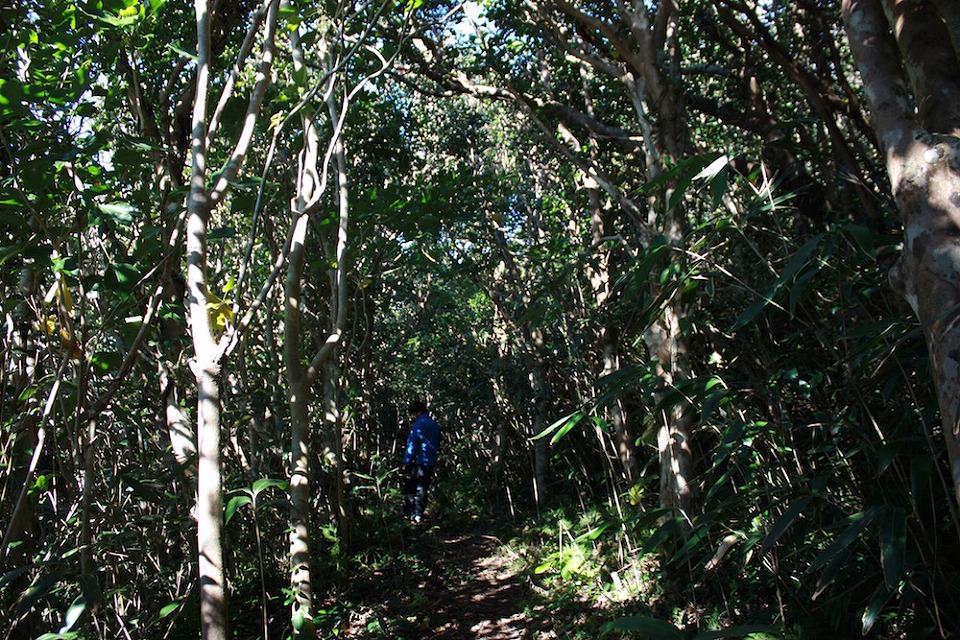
[324,514,607,639]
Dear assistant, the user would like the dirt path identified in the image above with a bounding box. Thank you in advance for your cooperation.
[335,523,540,639]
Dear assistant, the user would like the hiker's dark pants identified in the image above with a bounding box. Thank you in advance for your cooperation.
[402,464,435,518]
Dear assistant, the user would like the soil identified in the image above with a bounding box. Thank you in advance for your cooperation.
[328,517,589,639]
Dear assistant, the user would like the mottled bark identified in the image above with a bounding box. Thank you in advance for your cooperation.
[843,0,960,503]
[880,0,960,135]
[646,306,697,512]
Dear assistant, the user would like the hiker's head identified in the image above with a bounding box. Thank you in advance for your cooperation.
[408,400,428,417]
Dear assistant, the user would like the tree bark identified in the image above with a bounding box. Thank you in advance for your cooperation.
[188,3,227,637]
[843,0,960,504]
[285,120,319,640]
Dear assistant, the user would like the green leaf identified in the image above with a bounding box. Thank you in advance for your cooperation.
[168,42,198,60]
[96,202,138,226]
[640,517,683,556]
[731,234,824,331]
[759,496,812,558]
[252,477,289,496]
[532,411,582,442]
[844,223,876,259]
[809,507,881,574]
[103,263,142,292]
[159,601,180,618]
[91,351,123,373]
[861,583,892,634]
[809,506,882,599]
[59,596,86,632]
[600,616,684,639]
[17,571,65,617]
[225,495,252,523]
[0,78,28,117]
[880,507,906,590]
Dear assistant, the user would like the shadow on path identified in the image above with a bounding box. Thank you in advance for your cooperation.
[337,521,540,639]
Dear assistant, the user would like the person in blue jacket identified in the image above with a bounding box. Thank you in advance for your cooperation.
[402,400,441,524]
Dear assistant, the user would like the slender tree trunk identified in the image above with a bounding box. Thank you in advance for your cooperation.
[285,137,318,639]
[323,356,350,549]
[843,0,960,505]
[584,174,636,483]
[530,353,550,507]
[326,88,352,548]
[187,3,227,636]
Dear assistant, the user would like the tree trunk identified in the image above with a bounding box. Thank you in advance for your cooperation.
[843,0,960,504]
[285,135,318,639]
[188,3,227,636]
[323,355,351,549]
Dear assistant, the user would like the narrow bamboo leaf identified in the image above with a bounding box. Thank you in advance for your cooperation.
[0,564,35,588]
[844,223,877,259]
[574,523,611,542]
[59,596,86,632]
[910,455,933,504]
[861,583,892,634]
[550,412,589,444]
[16,571,65,616]
[207,226,237,240]
[810,508,883,600]
[880,507,907,590]
[709,166,730,209]
[759,496,812,558]
[812,543,856,600]
[624,507,674,532]
[808,507,881,575]
[731,296,773,332]
[159,602,180,618]
[693,154,729,181]
[704,468,734,502]
[532,411,581,442]
[731,234,824,331]
[600,616,684,639]
[640,518,682,556]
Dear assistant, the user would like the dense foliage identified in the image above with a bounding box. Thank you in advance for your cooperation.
[2,0,960,638]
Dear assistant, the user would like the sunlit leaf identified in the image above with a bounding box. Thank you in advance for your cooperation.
[225,495,252,524]
[59,596,86,633]
[252,478,289,496]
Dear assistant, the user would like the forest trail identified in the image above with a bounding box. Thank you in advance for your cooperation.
[334,520,572,639]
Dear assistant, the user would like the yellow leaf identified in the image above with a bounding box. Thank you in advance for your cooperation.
[39,316,57,335]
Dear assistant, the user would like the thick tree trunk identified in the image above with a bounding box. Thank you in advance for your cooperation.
[843,0,960,504]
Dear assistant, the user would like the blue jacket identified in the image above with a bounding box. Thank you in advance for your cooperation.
[404,412,441,466]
